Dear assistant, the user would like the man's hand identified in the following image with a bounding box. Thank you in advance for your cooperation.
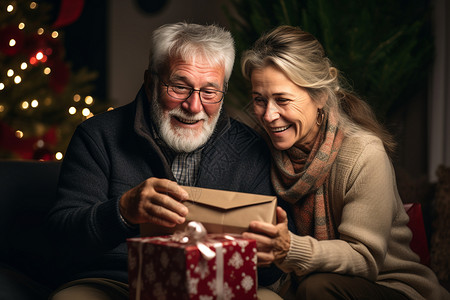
[242,206,291,266]
[119,178,189,227]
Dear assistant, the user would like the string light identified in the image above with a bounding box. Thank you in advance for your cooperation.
[82,108,91,116]
[31,99,39,108]
[21,101,29,109]
[18,22,25,29]
[30,2,37,9]
[0,105,4,112]
[44,67,51,75]
[55,152,63,160]
[37,28,44,35]
[73,94,81,102]
[15,130,24,138]
[7,5,14,13]
[14,76,21,84]
[68,107,76,115]
[0,83,4,90]
[21,62,27,70]
[9,39,16,47]
[7,69,14,77]
[51,31,58,38]
[85,96,93,105]
[36,140,44,148]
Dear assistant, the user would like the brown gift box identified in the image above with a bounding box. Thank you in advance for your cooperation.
[140,186,277,236]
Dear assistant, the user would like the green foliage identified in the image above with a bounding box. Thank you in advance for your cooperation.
[224,0,434,120]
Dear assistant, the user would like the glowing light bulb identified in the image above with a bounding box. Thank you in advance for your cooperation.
[9,39,16,47]
[0,105,4,112]
[36,140,44,148]
[51,31,59,38]
[7,5,14,12]
[18,23,25,29]
[14,76,21,84]
[55,152,63,160]
[73,94,81,102]
[7,69,14,77]
[22,101,29,109]
[68,107,76,115]
[37,28,44,35]
[21,62,27,70]
[85,96,94,105]
[31,100,39,108]
[107,107,114,111]
[36,52,44,60]
[15,130,24,138]
[0,83,4,90]
[30,2,37,9]
[82,108,91,116]
[44,67,51,75]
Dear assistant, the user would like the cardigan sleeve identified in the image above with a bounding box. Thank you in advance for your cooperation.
[277,136,398,280]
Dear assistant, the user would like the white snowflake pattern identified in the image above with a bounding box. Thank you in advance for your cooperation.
[223,282,234,300]
[251,252,257,265]
[194,258,210,279]
[241,275,254,292]
[235,239,249,250]
[152,282,167,300]
[144,262,156,283]
[160,251,170,269]
[187,273,200,295]
[228,252,244,269]
[169,271,182,286]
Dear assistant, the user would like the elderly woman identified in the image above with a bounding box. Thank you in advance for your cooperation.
[241,25,449,300]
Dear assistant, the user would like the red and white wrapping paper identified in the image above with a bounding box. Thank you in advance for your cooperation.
[127,234,258,300]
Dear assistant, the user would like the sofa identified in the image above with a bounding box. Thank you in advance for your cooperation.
[0,160,448,299]
[0,160,61,299]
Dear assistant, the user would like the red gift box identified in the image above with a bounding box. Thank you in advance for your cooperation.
[127,234,258,300]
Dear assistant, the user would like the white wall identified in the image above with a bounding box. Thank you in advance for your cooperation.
[108,0,230,106]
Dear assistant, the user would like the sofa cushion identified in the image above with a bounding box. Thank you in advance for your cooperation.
[0,160,61,287]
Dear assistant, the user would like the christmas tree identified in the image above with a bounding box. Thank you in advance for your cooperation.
[0,0,108,160]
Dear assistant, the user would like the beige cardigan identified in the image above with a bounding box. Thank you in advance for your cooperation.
[278,133,450,300]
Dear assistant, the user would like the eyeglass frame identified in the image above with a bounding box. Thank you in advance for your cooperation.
[154,73,227,104]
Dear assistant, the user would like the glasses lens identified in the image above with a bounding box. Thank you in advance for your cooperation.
[200,90,222,103]
[166,84,224,103]
[168,85,191,100]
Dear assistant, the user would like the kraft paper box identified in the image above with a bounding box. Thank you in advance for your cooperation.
[140,186,277,236]
[127,235,258,300]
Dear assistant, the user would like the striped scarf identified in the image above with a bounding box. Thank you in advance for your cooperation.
[270,112,344,240]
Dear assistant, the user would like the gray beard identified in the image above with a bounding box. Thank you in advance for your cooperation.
[150,94,221,153]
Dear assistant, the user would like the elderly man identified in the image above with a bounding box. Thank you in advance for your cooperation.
[47,22,284,299]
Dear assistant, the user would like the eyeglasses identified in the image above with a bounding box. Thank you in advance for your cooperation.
[160,80,226,104]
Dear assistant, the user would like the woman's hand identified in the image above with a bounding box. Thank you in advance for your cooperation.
[243,206,291,266]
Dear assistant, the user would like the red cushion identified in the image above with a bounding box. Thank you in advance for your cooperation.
[404,203,430,266]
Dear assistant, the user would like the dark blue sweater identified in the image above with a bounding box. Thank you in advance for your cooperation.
[47,88,285,287]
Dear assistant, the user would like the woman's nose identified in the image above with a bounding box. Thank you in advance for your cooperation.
[263,102,280,122]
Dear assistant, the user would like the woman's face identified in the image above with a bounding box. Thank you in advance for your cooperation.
[251,65,323,151]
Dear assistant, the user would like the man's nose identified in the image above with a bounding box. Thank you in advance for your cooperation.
[182,90,203,114]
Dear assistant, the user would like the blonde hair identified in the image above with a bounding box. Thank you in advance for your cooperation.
[241,25,396,157]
